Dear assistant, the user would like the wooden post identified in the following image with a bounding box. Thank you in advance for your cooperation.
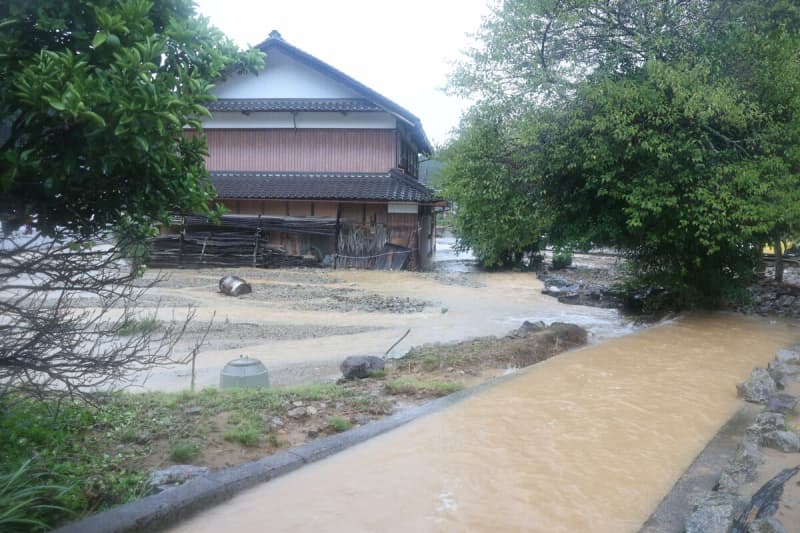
[334,203,342,269]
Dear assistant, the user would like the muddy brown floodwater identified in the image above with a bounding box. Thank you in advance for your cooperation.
[171,314,799,533]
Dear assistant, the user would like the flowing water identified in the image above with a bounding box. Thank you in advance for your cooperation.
[172,313,799,532]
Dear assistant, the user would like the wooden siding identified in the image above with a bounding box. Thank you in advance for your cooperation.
[203,129,397,172]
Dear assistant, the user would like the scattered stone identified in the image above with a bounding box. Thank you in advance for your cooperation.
[765,394,798,414]
[287,407,307,419]
[218,275,252,296]
[147,465,209,494]
[746,517,785,533]
[513,320,546,337]
[737,369,777,404]
[754,412,786,433]
[306,406,318,416]
[441,307,448,314]
[270,417,284,427]
[340,355,385,379]
[292,400,304,407]
[760,430,800,453]
[686,491,741,533]
[134,431,151,445]
[766,360,800,389]
[184,406,202,415]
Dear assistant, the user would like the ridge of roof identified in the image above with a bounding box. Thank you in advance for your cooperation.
[255,31,433,154]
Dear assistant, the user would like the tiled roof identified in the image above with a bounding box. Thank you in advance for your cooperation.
[210,171,438,203]
[207,98,383,113]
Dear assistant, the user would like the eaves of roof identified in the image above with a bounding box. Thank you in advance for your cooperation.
[210,170,439,203]
[255,33,433,155]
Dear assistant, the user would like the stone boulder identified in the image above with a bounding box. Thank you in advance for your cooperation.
[512,320,546,337]
[765,394,798,414]
[147,464,209,494]
[718,437,763,492]
[219,275,252,296]
[760,430,800,453]
[340,355,385,380]
[737,369,777,404]
[686,491,742,533]
[767,360,800,389]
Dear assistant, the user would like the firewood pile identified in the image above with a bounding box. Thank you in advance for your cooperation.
[148,214,335,269]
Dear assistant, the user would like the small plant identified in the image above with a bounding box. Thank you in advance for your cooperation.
[0,459,71,532]
[366,369,386,379]
[551,248,572,270]
[326,416,352,433]
[223,424,262,447]
[117,316,160,336]
[385,378,463,397]
[169,441,201,462]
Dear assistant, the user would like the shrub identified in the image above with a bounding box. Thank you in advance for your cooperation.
[551,248,572,270]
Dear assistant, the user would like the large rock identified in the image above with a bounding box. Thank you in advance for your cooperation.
[340,355,385,379]
[219,275,252,296]
[765,394,798,414]
[147,464,209,494]
[686,491,741,533]
[718,438,763,491]
[760,430,800,453]
[767,360,800,389]
[737,369,777,404]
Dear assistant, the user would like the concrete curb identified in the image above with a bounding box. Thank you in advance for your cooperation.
[55,374,516,533]
[638,402,762,532]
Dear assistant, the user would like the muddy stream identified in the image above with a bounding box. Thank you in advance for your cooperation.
[171,314,799,532]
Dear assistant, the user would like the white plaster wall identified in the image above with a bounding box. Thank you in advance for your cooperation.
[213,49,360,99]
[202,111,396,129]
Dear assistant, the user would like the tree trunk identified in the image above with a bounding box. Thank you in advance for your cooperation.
[774,237,784,283]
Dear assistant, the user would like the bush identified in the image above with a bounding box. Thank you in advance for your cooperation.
[551,248,572,270]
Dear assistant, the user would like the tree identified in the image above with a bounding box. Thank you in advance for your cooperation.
[440,106,545,268]
[445,0,800,307]
[1,0,263,237]
[0,0,262,398]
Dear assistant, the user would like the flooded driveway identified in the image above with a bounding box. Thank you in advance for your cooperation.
[171,314,799,532]
[128,239,634,391]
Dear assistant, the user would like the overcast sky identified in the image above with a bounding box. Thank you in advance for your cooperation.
[193,0,491,146]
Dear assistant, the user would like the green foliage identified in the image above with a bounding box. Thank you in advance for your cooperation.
[0,460,71,532]
[551,248,572,270]
[117,316,160,336]
[169,441,201,462]
[0,0,264,237]
[384,378,463,397]
[445,0,800,306]
[440,106,544,267]
[326,416,352,433]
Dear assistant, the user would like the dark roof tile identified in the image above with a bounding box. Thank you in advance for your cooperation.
[207,98,383,113]
[210,171,438,203]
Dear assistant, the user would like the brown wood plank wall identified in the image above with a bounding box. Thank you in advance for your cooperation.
[203,129,397,172]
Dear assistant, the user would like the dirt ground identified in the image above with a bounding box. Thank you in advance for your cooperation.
[118,258,634,393]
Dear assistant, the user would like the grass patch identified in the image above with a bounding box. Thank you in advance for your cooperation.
[0,383,372,528]
[384,378,463,397]
[222,425,262,447]
[169,441,202,462]
[326,416,352,433]
[117,316,160,336]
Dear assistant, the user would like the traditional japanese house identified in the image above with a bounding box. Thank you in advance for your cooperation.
[161,30,439,271]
